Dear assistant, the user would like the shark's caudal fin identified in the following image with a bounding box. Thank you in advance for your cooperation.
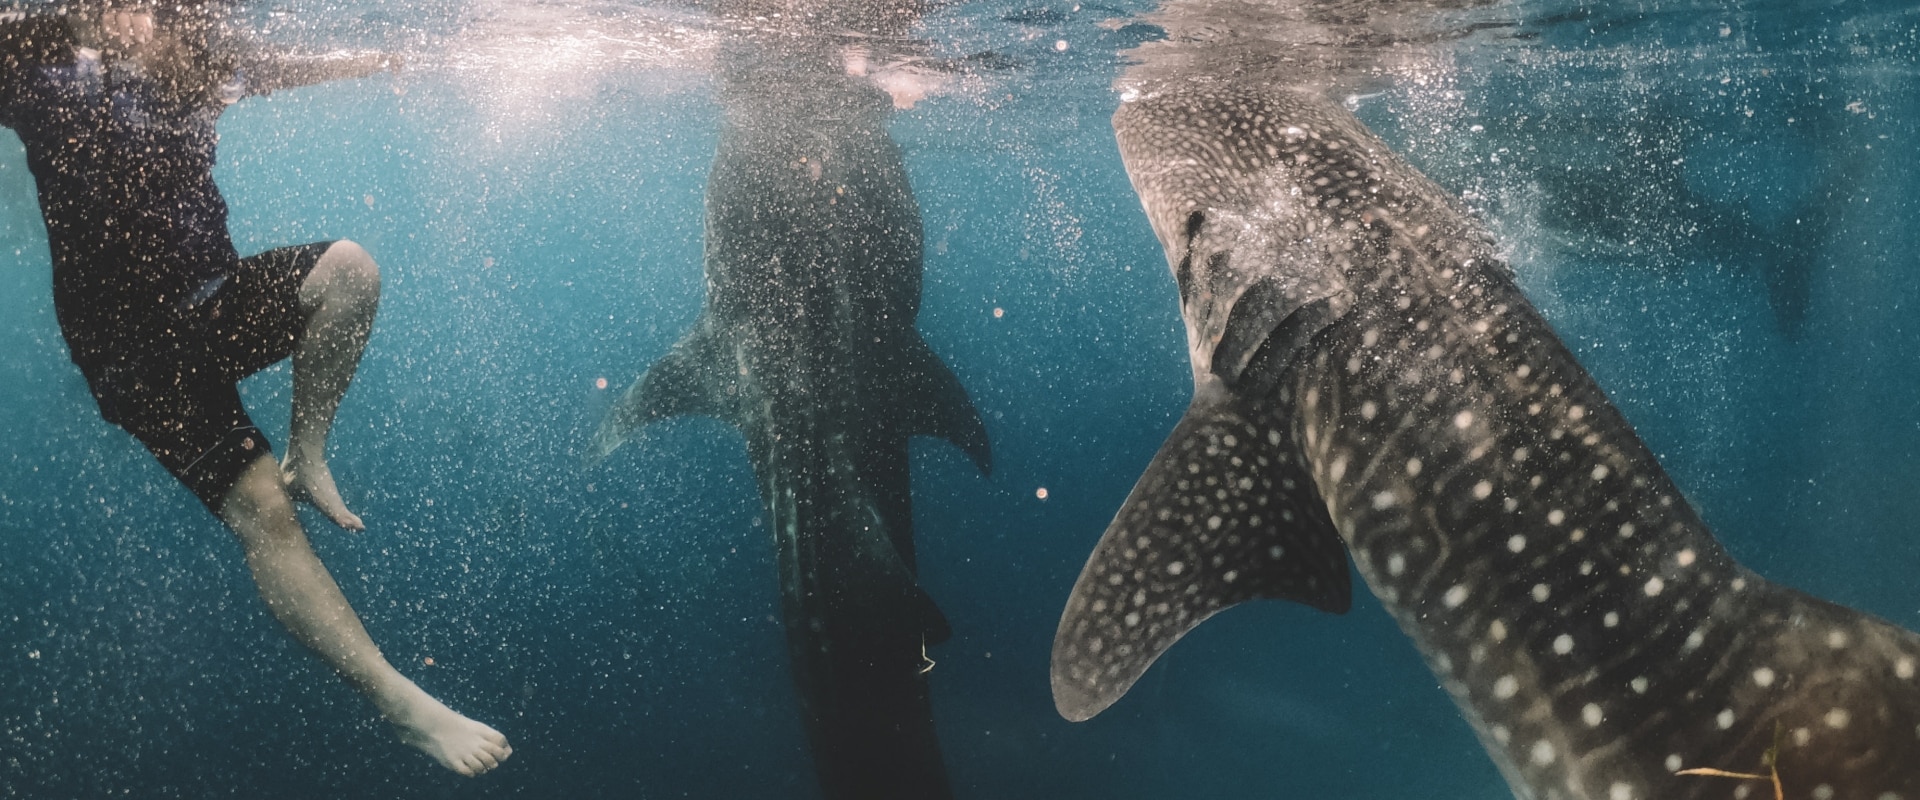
[588,320,739,465]
[1051,385,1349,721]
[884,333,993,477]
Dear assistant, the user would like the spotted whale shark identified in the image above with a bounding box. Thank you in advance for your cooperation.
[592,42,989,800]
[1050,85,1920,799]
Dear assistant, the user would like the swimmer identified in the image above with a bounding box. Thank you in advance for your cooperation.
[0,2,510,776]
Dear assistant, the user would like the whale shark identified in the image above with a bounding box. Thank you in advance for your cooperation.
[592,41,990,800]
[1050,85,1920,799]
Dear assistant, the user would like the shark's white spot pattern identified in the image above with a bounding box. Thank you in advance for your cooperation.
[1716,709,1735,729]
[1492,675,1517,699]
[1529,740,1554,766]
[1753,667,1775,687]
[1552,634,1573,655]
[1665,754,1682,772]
[1583,703,1603,727]
[1610,782,1634,800]
[1443,585,1468,608]
[1603,611,1619,628]
[1405,458,1422,476]
[1507,535,1526,553]
[1643,577,1664,597]
[1531,584,1550,602]
[1898,657,1916,679]
[1454,410,1474,429]
[1630,677,1648,694]
[1827,708,1851,729]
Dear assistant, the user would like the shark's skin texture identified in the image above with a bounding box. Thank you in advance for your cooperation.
[593,43,990,800]
[1050,86,1920,800]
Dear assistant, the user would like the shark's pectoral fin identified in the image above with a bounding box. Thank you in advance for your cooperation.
[889,332,993,476]
[1050,388,1348,721]
[589,321,740,464]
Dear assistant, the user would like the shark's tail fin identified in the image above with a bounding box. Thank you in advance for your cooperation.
[884,332,993,477]
[1050,386,1351,721]
[588,320,739,466]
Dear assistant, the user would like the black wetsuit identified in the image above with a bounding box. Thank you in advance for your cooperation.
[0,25,331,510]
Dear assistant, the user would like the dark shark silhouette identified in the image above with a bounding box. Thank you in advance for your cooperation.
[1050,85,1920,799]
[593,42,990,800]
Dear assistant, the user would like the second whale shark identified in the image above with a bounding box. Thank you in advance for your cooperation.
[593,40,990,800]
[1050,85,1920,799]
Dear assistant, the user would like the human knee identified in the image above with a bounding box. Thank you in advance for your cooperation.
[313,239,382,305]
[216,456,302,541]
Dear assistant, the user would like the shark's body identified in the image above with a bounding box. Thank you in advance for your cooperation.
[1051,86,1920,799]
[594,46,989,800]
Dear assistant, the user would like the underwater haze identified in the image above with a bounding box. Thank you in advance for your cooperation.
[3,0,1920,797]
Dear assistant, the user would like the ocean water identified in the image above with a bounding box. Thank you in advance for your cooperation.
[1,0,1917,797]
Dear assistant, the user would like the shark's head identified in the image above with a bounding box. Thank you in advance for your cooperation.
[1114,88,1364,394]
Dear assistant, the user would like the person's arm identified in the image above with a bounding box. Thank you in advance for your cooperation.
[238,49,400,96]
[0,15,72,122]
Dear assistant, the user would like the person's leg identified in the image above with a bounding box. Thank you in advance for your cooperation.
[219,454,512,776]
[281,240,380,530]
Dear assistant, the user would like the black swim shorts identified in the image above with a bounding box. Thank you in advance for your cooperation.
[77,241,335,512]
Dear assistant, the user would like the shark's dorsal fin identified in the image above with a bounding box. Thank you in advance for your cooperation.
[885,332,993,477]
[1051,386,1349,721]
[589,320,741,464]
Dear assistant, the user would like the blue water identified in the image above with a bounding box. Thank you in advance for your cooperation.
[2,1,1918,797]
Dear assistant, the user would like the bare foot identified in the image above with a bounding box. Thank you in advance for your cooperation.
[385,690,513,777]
[282,453,364,531]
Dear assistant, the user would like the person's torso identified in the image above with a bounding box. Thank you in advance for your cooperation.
[2,46,244,362]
